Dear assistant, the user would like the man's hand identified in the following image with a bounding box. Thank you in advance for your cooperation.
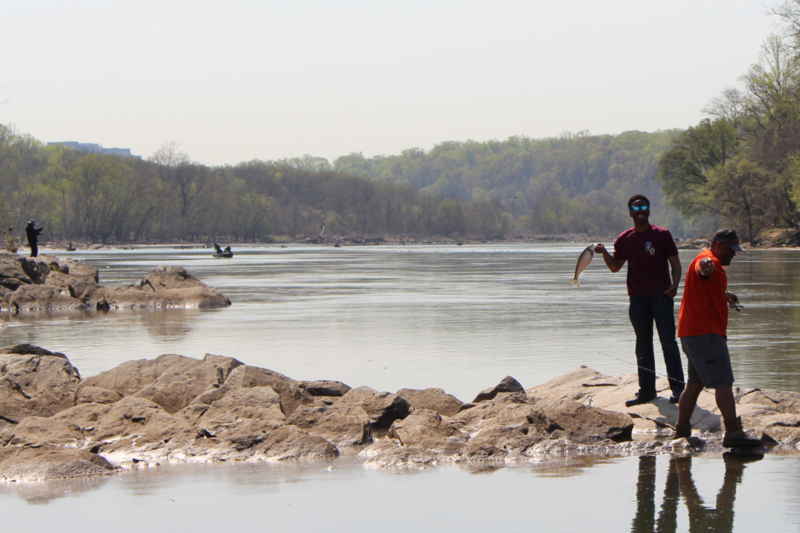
[698,257,714,278]
[595,243,625,273]
[725,291,739,309]
[662,284,679,298]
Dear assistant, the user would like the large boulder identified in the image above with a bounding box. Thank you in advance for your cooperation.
[0,444,115,482]
[102,266,231,309]
[299,380,352,397]
[340,386,411,429]
[0,254,32,290]
[79,353,207,396]
[257,426,339,461]
[473,376,526,403]
[78,353,241,412]
[192,364,311,416]
[2,285,85,311]
[387,408,467,456]
[396,387,464,417]
[454,393,550,456]
[285,403,372,446]
[535,398,634,444]
[0,346,81,423]
[195,386,287,438]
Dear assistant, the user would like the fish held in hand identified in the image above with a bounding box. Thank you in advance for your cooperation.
[570,245,594,287]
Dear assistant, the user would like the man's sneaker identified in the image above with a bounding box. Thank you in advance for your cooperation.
[625,392,657,407]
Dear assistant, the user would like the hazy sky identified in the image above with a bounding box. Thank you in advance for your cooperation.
[0,0,780,166]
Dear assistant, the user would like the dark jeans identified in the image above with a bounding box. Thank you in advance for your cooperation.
[629,294,685,396]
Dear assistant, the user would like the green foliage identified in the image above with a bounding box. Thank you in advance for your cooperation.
[659,24,800,241]
[0,124,689,243]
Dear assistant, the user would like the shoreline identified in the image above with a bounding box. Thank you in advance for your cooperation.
[22,234,800,252]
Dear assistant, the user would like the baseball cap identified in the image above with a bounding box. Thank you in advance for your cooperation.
[711,229,744,252]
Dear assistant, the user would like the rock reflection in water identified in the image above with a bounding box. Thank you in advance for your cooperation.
[137,308,201,340]
[531,455,619,478]
[631,453,763,533]
[0,474,110,505]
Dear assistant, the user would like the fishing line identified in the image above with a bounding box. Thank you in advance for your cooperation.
[595,350,717,397]
[596,350,685,385]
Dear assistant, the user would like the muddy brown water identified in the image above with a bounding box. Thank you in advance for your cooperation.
[2,244,799,531]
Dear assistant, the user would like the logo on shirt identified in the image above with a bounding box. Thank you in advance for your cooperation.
[645,242,656,256]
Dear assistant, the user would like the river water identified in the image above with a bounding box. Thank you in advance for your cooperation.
[2,243,799,531]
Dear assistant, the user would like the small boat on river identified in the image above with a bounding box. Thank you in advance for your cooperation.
[212,243,234,258]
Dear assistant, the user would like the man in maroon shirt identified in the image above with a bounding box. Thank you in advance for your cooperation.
[595,195,685,407]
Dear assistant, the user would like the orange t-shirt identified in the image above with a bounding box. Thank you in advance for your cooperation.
[677,249,729,338]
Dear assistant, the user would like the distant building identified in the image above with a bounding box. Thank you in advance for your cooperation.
[48,141,142,159]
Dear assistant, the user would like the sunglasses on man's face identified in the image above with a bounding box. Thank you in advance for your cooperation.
[631,205,649,212]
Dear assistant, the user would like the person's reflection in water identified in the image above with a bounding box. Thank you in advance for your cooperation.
[631,456,679,532]
[631,453,762,533]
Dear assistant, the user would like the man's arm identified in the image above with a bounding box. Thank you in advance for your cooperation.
[594,243,625,273]
[663,254,681,298]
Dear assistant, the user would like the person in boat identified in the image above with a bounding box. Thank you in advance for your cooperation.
[214,243,223,254]
[25,220,43,258]
[224,245,232,254]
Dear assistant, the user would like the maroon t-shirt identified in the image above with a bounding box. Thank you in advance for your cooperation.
[613,225,678,296]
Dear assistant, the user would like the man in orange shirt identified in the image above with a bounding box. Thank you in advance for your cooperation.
[674,229,761,447]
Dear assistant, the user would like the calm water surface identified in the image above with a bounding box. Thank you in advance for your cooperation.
[2,243,799,531]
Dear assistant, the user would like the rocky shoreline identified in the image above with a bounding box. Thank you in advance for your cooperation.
[1,345,798,482]
[0,253,230,313]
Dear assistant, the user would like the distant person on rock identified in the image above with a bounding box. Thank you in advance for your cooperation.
[674,229,762,447]
[594,194,685,407]
[25,220,43,258]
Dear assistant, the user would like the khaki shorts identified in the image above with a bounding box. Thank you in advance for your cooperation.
[680,334,735,387]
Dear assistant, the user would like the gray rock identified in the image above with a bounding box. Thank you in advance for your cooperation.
[340,386,411,429]
[535,398,634,444]
[102,265,231,309]
[79,353,207,397]
[198,364,311,417]
[0,444,115,482]
[299,380,352,397]
[3,285,85,311]
[257,426,339,461]
[388,408,467,456]
[473,375,526,403]
[0,350,81,423]
[454,393,549,455]
[396,387,464,417]
[285,403,371,446]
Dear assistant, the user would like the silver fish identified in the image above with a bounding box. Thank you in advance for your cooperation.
[570,245,594,287]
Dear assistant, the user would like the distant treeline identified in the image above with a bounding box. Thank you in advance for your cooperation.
[0,125,693,245]
[659,2,800,243]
